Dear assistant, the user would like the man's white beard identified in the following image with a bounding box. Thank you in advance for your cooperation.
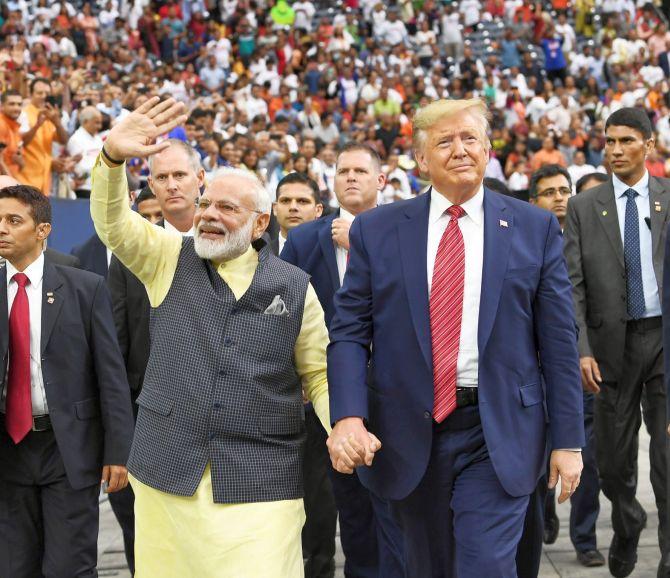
[194,218,254,261]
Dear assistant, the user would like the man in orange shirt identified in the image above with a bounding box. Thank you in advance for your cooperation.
[18,78,69,195]
[0,90,25,179]
[531,136,568,172]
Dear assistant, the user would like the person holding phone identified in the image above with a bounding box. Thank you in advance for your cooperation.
[18,78,69,196]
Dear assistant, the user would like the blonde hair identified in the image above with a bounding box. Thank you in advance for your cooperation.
[412,98,491,153]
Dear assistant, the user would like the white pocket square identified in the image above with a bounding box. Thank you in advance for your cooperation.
[264,295,289,316]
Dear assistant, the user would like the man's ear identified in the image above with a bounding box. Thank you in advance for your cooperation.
[36,222,52,240]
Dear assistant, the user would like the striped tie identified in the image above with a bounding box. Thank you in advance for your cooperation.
[430,205,466,423]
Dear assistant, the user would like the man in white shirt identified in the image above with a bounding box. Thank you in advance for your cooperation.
[326,99,584,578]
[244,84,269,123]
[379,11,408,46]
[568,151,599,192]
[199,55,227,94]
[272,173,323,255]
[281,142,406,578]
[66,106,104,198]
[0,183,133,578]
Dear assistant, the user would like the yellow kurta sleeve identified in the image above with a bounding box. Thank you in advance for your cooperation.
[295,284,331,432]
[90,156,182,307]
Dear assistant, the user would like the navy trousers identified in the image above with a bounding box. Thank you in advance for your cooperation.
[390,406,529,578]
[329,470,406,578]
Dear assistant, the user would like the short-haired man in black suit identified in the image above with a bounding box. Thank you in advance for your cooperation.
[0,184,134,577]
[565,107,670,577]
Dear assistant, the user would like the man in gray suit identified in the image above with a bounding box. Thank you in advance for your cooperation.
[564,107,670,578]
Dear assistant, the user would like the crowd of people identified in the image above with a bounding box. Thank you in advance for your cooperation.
[1,1,670,578]
[0,0,669,202]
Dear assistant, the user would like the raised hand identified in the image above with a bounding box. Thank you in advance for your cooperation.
[103,97,189,162]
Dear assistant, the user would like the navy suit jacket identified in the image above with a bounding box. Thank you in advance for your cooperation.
[281,212,341,327]
[71,233,108,279]
[0,262,134,489]
[327,189,585,500]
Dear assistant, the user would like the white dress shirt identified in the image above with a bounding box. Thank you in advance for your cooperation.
[164,219,195,237]
[427,187,484,388]
[336,208,356,286]
[2,253,48,415]
[612,171,661,318]
[278,233,287,255]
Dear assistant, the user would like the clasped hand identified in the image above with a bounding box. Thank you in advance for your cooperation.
[326,417,382,474]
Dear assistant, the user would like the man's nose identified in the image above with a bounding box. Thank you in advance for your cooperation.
[451,137,467,157]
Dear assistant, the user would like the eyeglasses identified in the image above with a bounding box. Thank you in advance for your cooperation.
[195,198,263,215]
[536,187,572,199]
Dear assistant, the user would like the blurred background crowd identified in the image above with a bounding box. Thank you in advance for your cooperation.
[1,0,670,206]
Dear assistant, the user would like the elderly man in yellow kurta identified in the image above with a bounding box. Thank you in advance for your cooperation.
[90,97,333,578]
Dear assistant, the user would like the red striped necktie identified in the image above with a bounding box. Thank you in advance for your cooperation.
[6,272,32,443]
[430,205,466,423]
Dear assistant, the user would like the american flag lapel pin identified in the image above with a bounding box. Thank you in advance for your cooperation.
[47,292,54,304]
[499,219,508,228]
[655,201,662,212]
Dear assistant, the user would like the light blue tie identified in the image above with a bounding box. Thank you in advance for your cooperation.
[623,188,645,319]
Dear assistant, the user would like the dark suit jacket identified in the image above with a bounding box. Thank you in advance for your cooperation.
[564,176,670,382]
[71,233,108,279]
[44,248,81,268]
[0,262,134,489]
[107,221,166,394]
[281,212,340,327]
[327,190,584,500]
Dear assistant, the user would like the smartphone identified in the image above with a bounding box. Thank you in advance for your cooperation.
[46,95,62,108]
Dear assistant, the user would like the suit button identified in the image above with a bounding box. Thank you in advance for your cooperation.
[213,403,221,410]
[218,369,226,377]
[224,338,235,347]
[209,433,216,441]
[230,308,239,316]
[424,411,432,419]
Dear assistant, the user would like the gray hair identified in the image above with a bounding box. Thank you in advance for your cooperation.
[211,167,272,214]
[148,139,202,175]
[78,106,101,124]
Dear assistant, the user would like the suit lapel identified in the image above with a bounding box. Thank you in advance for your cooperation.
[41,262,64,354]
[93,236,109,278]
[397,193,432,369]
[648,177,670,262]
[478,189,513,356]
[595,184,624,270]
[318,213,340,292]
[0,266,7,359]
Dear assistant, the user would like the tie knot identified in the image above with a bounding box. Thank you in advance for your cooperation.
[447,205,466,220]
[12,273,29,288]
[625,188,638,200]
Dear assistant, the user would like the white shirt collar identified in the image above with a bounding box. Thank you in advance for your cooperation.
[429,185,484,226]
[6,251,44,288]
[164,219,194,237]
[339,208,356,223]
[613,170,650,199]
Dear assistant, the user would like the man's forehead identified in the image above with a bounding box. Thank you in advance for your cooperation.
[537,174,570,191]
[278,183,315,200]
[152,147,192,172]
[207,177,254,202]
[606,125,647,140]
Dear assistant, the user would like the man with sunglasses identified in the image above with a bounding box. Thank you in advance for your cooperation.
[90,97,331,578]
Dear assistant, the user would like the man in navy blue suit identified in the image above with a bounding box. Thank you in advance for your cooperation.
[326,99,585,578]
[282,143,405,578]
